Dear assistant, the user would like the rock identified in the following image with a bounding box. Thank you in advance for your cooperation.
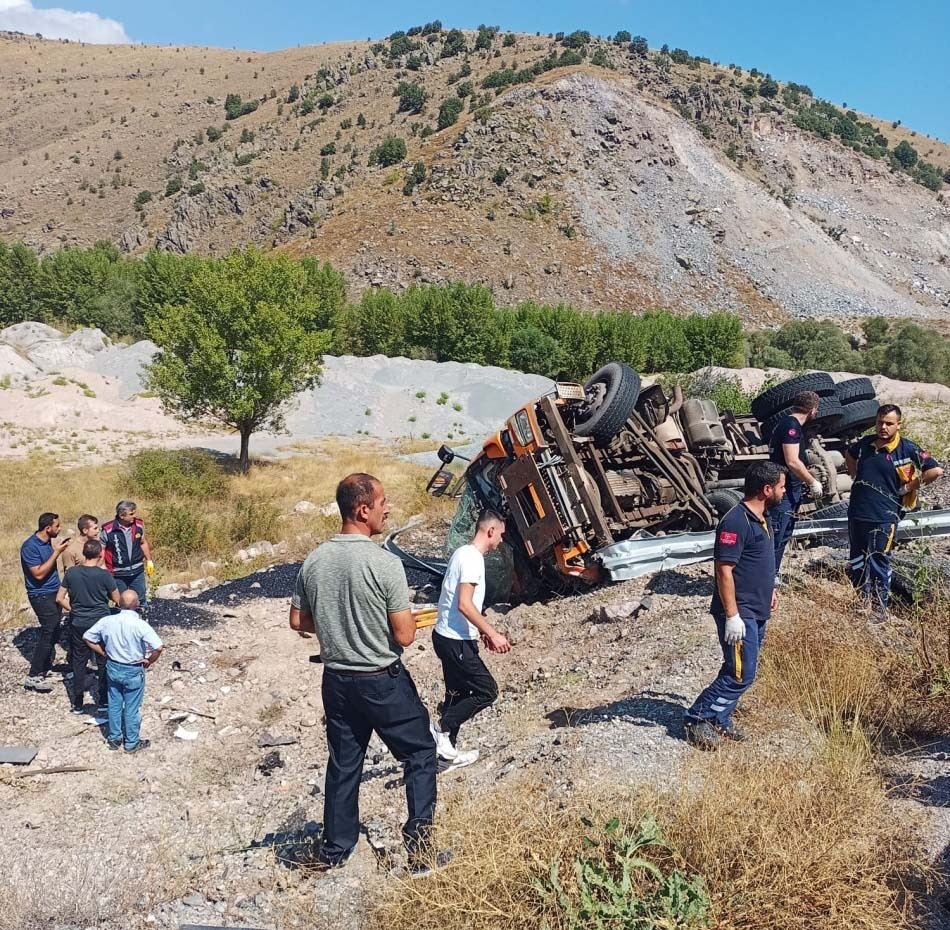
[200,560,220,573]
[674,253,692,270]
[236,549,250,563]
[596,600,639,622]
[320,501,340,518]
[294,500,316,513]
[182,892,205,908]
[155,583,182,599]
[0,321,62,350]
[174,726,199,741]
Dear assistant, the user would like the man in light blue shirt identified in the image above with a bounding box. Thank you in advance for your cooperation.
[84,590,163,753]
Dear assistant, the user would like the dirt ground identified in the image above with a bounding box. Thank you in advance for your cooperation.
[1,518,948,929]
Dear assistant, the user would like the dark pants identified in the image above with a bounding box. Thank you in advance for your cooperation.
[70,626,108,711]
[848,519,897,609]
[686,613,767,727]
[27,594,63,677]
[320,662,437,862]
[115,571,147,612]
[432,631,499,744]
[768,495,797,574]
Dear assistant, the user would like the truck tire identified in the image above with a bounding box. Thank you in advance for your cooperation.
[829,398,879,438]
[835,377,876,405]
[761,394,844,441]
[574,362,641,446]
[706,488,743,519]
[811,501,850,520]
[751,372,836,422]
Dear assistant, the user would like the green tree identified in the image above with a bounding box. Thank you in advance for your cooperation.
[286,83,300,103]
[613,30,631,44]
[144,248,331,473]
[508,325,564,376]
[759,76,779,98]
[395,81,427,114]
[628,35,649,56]
[370,135,407,167]
[437,96,464,130]
[892,139,919,169]
[0,241,40,324]
[768,320,860,370]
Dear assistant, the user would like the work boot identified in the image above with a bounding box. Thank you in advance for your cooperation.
[714,719,747,742]
[684,718,721,751]
[124,739,150,754]
[24,675,53,693]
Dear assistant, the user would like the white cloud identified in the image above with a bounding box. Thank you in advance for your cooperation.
[0,0,130,43]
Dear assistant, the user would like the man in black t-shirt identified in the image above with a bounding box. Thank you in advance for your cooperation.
[684,461,787,751]
[57,538,120,717]
[767,390,822,580]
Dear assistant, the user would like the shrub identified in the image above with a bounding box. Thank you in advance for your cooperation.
[224,93,258,120]
[613,30,631,44]
[503,32,516,47]
[629,35,649,56]
[286,83,299,103]
[206,125,223,142]
[492,166,510,185]
[125,448,228,499]
[456,81,474,99]
[395,80,427,114]
[227,496,281,547]
[134,190,152,207]
[370,135,407,167]
[759,75,779,98]
[150,502,211,556]
[892,139,919,169]
[437,96,464,130]
[164,176,182,197]
[188,182,205,196]
[440,28,467,58]
[240,127,255,143]
[320,141,336,156]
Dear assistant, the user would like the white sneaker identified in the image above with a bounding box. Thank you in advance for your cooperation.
[429,721,458,762]
[453,748,479,766]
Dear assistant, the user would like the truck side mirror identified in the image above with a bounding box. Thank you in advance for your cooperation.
[438,444,455,465]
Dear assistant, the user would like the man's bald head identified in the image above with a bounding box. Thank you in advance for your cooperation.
[119,590,140,610]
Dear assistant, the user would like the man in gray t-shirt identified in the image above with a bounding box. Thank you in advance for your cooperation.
[290,473,442,875]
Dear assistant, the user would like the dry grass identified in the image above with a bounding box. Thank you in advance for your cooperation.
[0,441,440,628]
[368,744,926,930]
[758,577,950,745]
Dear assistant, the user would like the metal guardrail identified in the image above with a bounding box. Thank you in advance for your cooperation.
[383,520,449,578]
[597,508,950,581]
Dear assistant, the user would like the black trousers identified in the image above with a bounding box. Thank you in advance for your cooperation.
[320,662,437,861]
[432,631,499,744]
[70,626,108,710]
[27,595,63,677]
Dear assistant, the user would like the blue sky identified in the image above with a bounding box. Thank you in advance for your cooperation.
[4,0,948,140]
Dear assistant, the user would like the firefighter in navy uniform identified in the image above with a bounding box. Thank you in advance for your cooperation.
[766,391,822,582]
[845,404,943,617]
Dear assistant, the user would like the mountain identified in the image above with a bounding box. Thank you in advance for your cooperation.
[1,27,949,322]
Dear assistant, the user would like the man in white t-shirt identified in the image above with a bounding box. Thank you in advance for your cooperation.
[431,509,510,765]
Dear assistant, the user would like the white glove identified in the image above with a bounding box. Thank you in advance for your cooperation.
[724,614,745,645]
[809,480,823,498]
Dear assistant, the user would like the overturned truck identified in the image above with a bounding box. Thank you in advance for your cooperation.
[426,365,881,598]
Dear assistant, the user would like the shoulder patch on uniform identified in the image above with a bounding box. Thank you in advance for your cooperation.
[786,427,798,437]
[718,531,738,545]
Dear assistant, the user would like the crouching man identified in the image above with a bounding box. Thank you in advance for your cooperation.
[684,462,786,750]
[84,590,163,754]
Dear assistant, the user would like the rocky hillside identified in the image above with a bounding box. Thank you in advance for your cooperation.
[1,27,949,321]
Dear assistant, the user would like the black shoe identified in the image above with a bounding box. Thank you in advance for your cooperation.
[407,848,454,878]
[311,845,355,873]
[714,719,747,742]
[684,718,721,751]
[107,739,122,751]
[124,739,150,754]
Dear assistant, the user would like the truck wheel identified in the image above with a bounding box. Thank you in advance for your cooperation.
[835,377,876,405]
[812,501,850,520]
[706,488,743,519]
[751,372,836,422]
[761,394,843,441]
[829,398,879,438]
[573,362,641,446]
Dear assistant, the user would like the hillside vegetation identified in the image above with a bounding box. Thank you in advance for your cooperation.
[1,26,948,321]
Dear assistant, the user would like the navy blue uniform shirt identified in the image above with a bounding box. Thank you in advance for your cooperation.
[710,503,776,622]
[847,434,941,523]
[768,414,806,506]
[20,534,60,597]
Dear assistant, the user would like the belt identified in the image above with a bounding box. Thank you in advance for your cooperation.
[106,658,144,666]
[325,661,400,678]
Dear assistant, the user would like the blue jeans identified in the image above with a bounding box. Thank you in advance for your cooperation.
[106,659,146,749]
[114,571,148,614]
[686,613,767,728]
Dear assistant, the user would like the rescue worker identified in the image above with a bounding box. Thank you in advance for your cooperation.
[101,501,154,613]
[767,391,822,582]
[845,404,943,619]
[684,461,786,750]
[289,473,449,876]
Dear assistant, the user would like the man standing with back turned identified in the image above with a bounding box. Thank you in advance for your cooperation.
[289,473,447,876]
[684,462,786,750]
[767,391,822,583]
